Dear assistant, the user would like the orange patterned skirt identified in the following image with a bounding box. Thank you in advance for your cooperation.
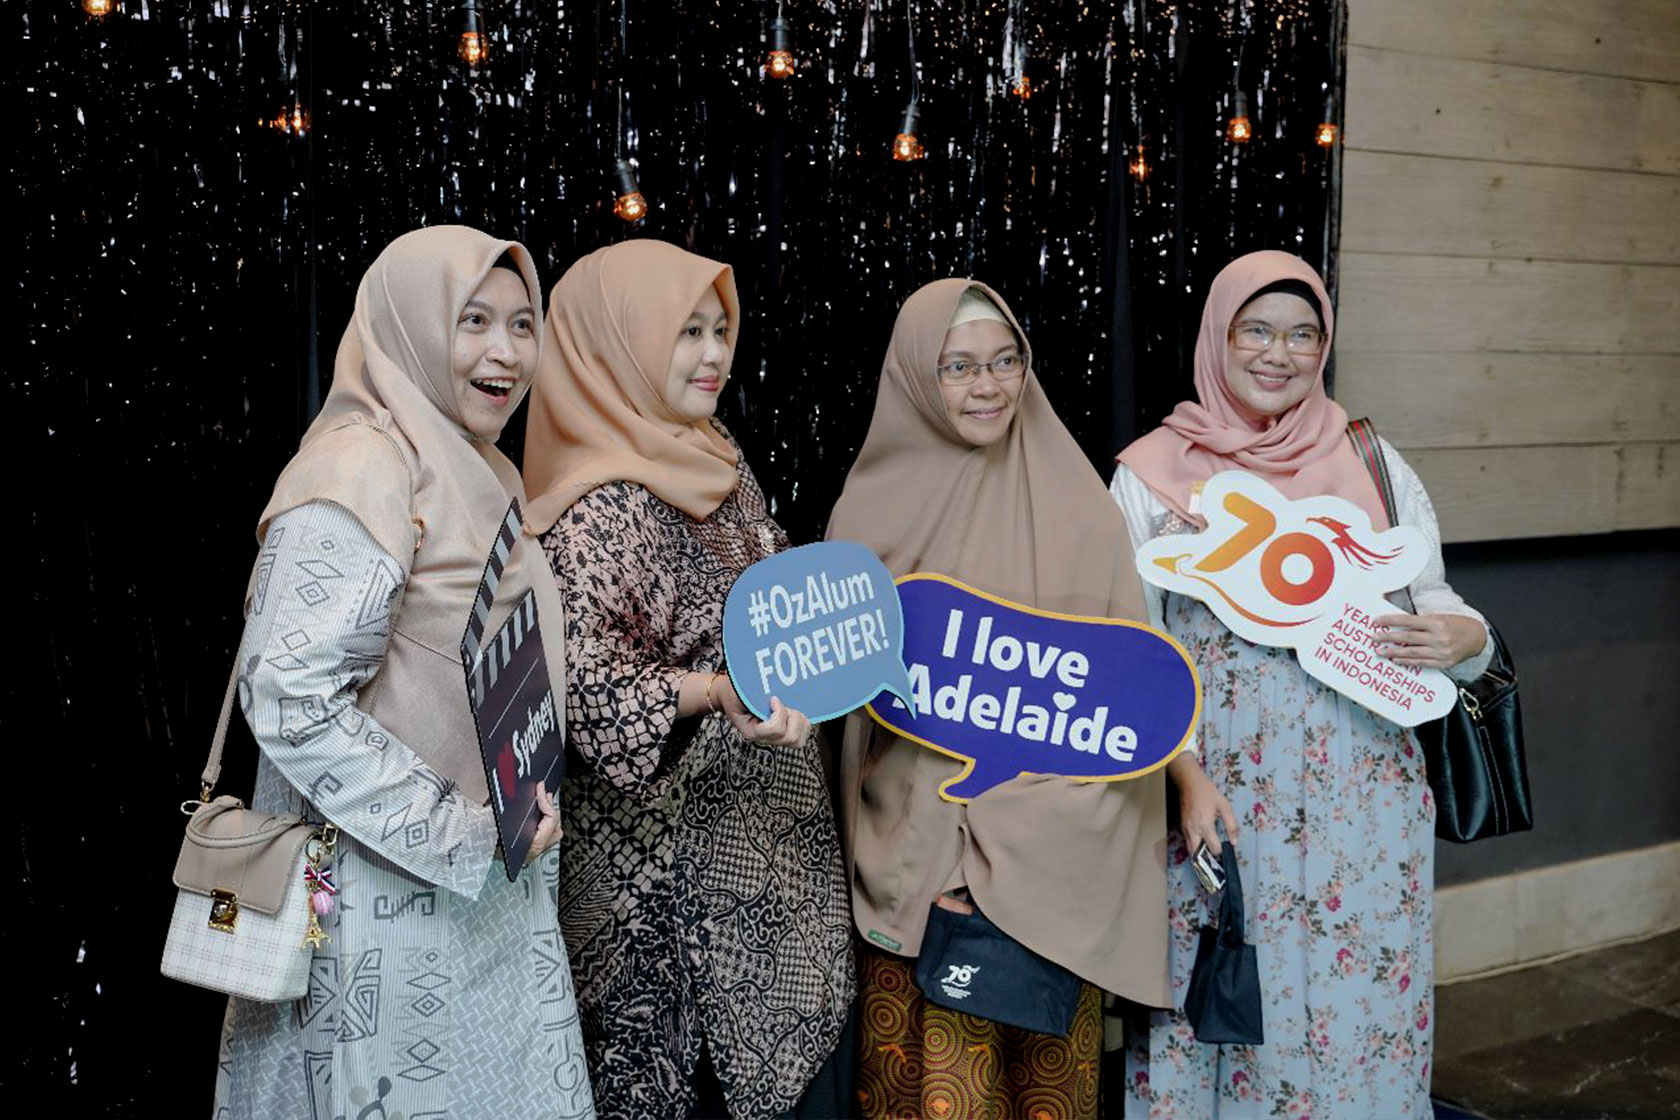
[855,943,1102,1120]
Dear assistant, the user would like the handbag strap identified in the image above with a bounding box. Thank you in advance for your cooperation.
[197,661,243,800]
[1347,417,1400,527]
[1216,842,1248,948]
[1347,418,1418,615]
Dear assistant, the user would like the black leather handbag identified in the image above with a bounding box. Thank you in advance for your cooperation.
[1349,418,1534,843]
[1183,842,1264,1045]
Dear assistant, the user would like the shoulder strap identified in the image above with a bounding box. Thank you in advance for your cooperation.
[198,660,242,800]
[1347,418,1417,613]
[1347,417,1400,528]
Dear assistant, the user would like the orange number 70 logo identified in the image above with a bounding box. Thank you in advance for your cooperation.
[1137,471,1422,638]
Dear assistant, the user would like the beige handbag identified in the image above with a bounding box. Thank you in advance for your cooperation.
[159,667,337,1002]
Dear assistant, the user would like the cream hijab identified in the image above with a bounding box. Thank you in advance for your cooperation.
[522,239,742,532]
[258,225,567,805]
[826,279,1170,1005]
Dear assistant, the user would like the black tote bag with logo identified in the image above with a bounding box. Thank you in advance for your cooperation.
[913,900,1083,1037]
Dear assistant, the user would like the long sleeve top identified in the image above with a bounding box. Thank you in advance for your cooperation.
[238,499,498,898]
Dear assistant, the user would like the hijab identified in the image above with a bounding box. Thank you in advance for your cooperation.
[258,225,567,805]
[522,239,741,532]
[826,279,1170,1005]
[1117,249,1388,528]
[827,278,1148,620]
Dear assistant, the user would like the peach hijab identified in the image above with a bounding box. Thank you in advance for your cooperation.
[827,279,1170,1006]
[1118,250,1388,529]
[521,239,741,532]
[257,225,567,805]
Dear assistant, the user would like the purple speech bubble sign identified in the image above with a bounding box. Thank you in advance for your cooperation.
[865,574,1202,803]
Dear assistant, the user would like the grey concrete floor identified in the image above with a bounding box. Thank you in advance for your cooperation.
[1431,929,1680,1119]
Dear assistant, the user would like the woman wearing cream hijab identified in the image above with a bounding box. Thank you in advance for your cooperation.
[213,226,594,1119]
[523,239,854,1120]
[826,280,1170,1119]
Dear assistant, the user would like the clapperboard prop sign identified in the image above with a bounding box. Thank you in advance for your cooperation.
[461,499,564,881]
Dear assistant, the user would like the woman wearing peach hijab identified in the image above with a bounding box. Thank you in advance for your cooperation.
[826,279,1171,1119]
[1112,250,1490,1119]
[522,240,854,1120]
[212,227,593,1119]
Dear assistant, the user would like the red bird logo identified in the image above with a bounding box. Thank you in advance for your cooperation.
[1307,516,1400,569]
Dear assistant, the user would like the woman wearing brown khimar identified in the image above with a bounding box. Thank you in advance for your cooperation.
[827,280,1171,1119]
[214,226,594,1119]
[522,239,854,1120]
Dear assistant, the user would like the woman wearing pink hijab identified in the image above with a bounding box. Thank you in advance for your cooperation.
[1112,251,1491,1119]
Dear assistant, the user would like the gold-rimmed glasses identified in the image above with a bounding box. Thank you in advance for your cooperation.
[1229,322,1326,356]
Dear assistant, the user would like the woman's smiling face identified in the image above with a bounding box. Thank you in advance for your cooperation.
[664,284,733,423]
[451,267,538,440]
[936,318,1026,446]
[1220,291,1323,418]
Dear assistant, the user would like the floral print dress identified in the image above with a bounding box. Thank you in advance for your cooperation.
[1111,447,1489,1120]
[1125,589,1434,1120]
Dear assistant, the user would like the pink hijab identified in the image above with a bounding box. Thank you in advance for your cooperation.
[1118,250,1388,529]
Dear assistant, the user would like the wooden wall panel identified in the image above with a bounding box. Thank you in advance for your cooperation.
[1401,446,1619,540]
[1336,254,1680,355]
[1349,0,1680,83]
[1335,1,1679,540]
[1615,443,1680,529]
[1341,152,1680,264]
[1344,46,1680,174]
[1333,353,1680,449]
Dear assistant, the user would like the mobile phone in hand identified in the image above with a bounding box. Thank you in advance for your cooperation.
[1192,842,1226,893]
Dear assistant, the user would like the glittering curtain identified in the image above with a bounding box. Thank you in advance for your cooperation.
[11,0,1342,1109]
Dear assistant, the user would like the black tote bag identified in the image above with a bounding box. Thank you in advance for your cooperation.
[1183,842,1264,1045]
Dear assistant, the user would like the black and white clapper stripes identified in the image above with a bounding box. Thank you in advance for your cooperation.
[460,499,537,710]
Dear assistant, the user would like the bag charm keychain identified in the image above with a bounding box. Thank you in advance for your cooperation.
[302,825,339,949]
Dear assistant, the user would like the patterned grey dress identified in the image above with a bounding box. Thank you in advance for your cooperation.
[540,440,855,1120]
[212,500,595,1120]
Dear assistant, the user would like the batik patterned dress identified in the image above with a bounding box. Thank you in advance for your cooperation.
[540,435,855,1120]
[1111,442,1489,1120]
[212,500,595,1120]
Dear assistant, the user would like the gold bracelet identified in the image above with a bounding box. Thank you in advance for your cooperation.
[705,673,723,715]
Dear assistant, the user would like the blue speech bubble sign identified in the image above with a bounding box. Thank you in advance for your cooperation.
[723,541,915,723]
[865,574,1202,803]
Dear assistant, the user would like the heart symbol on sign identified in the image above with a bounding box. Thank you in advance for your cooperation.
[1053,692,1077,711]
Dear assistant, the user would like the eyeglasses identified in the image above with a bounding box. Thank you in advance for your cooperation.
[936,352,1027,386]
[1229,322,1326,356]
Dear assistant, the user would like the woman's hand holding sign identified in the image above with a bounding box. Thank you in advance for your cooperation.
[721,688,813,747]
[526,783,564,863]
[1373,612,1487,670]
[679,669,814,747]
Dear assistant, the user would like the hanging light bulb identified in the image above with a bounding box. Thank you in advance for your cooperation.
[82,0,115,15]
[1316,97,1339,147]
[892,0,925,161]
[765,16,794,79]
[265,103,310,137]
[1128,146,1149,181]
[457,0,487,68]
[891,102,924,162]
[1226,90,1252,143]
[611,158,648,222]
[1012,74,1034,99]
